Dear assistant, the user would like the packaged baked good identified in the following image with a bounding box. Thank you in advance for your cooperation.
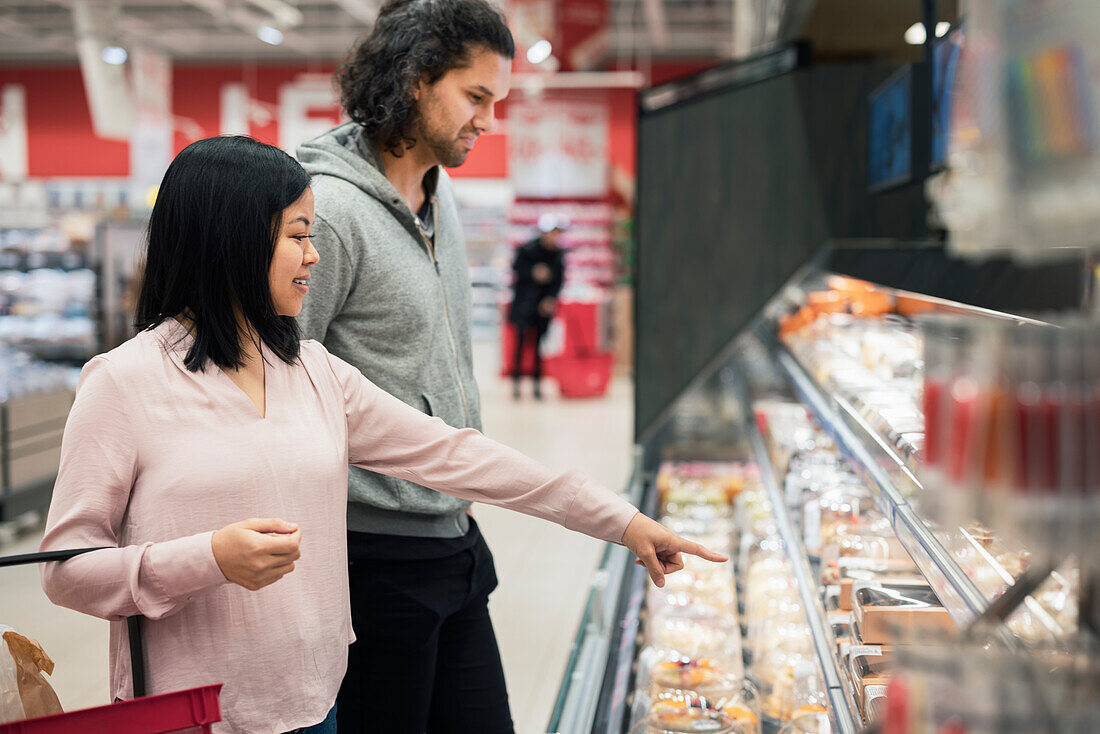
[850,651,891,723]
[777,710,833,734]
[745,589,803,635]
[749,619,814,669]
[630,652,751,729]
[647,606,742,668]
[851,585,956,645]
[627,691,746,734]
[636,645,742,696]
[834,566,924,611]
[649,658,743,698]
[657,461,749,509]
[711,680,762,734]
[819,516,908,585]
[735,484,775,536]
[649,563,737,615]
[661,516,736,551]
[803,485,878,556]
[758,656,829,723]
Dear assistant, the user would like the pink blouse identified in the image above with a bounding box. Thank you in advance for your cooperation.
[39,320,637,733]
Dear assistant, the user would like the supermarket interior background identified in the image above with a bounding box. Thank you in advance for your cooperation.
[1,0,1099,733]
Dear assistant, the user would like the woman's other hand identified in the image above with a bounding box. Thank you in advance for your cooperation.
[211,518,302,590]
[620,512,728,588]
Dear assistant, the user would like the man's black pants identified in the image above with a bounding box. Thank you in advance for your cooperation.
[512,320,549,383]
[336,533,515,733]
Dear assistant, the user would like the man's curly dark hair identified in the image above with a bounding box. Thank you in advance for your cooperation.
[337,0,515,156]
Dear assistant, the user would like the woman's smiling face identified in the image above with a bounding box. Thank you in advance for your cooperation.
[269,188,319,317]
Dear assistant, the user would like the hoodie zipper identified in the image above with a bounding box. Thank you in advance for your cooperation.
[416,197,471,426]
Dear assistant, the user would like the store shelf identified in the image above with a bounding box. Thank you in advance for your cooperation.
[735,365,860,734]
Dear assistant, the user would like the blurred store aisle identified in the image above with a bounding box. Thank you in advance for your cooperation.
[0,338,633,733]
[472,340,634,734]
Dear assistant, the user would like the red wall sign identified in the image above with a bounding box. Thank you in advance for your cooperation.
[0,64,636,182]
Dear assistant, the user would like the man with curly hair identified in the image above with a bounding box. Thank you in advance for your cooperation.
[295,0,517,731]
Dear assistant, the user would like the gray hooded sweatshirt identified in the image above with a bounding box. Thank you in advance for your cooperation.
[296,122,482,539]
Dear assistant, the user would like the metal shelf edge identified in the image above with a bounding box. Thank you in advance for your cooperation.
[735,363,860,734]
[767,338,991,625]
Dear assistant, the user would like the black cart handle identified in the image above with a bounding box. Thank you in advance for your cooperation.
[0,546,147,698]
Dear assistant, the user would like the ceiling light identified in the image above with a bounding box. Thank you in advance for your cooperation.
[526,39,552,65]
[904,22,927,46]
[257,25,284,45]
[100,46,127,65]
[936,22,951,37]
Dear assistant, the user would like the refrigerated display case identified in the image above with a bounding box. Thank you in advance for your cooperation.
[549,39,1098,734]
[546,260,1098,734]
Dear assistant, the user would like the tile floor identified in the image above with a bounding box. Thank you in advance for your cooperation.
[0,339,634,734]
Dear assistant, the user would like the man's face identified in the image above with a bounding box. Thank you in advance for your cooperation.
[415,46,511,168]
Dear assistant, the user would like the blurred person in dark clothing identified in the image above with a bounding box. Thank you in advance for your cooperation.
[508,213,566,399]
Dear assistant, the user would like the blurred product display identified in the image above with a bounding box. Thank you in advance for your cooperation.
[0,228,96,361]
[0,208,139,524]
[0,343,76,522]
[930,0,1100,261]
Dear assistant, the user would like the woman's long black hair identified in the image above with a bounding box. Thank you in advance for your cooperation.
[337,0,514,156]
[135,135,311,371]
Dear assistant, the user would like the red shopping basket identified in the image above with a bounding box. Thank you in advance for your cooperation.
[551,354,614,398]
[0,684,223,734]
[551,302,614,398]
[0,548,224,733]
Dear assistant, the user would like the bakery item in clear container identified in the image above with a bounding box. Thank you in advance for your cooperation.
[777,710,833,734]
[647,656,743,699]
[754,652,827,723]
[711,680,762,734]
[627,691,746,734]
[749,619,814,668]
[646,606,743,676]
[851,584,956,645]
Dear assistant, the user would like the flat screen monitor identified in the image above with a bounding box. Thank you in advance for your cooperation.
[931,25,963,168]
[868,65,913,191]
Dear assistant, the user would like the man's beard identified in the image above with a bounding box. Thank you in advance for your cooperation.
[418,117,471,168]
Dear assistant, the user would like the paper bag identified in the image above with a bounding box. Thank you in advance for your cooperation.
[0,625,63,723]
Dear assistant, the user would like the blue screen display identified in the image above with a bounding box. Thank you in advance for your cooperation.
[868,67,913,190]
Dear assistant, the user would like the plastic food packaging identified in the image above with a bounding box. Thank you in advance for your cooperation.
[777,710,833,734]
[647,606,743,671]
[851,585,957,645]
[806,488,880,559]
[657,461,748,507]
[835,568,924,611]
[850,652,892,723]
[635,645,744,698]
[820,516,911,587]
[758,656,829,724]
[632,666,761,733]
[648,561,737,615]
[627,691,746,734]
[711,681,762,734]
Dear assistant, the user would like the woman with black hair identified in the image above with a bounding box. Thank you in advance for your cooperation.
[37,136,724,734]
